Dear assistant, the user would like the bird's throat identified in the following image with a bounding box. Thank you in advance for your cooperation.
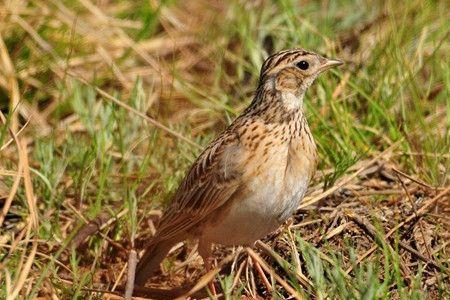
[281,91,304,110]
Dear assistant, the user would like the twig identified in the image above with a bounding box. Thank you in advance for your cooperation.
[392,167,435,190]
[346,186,450,274]
[290,219,322,229]
[230,259,246,291]
[246,248,304,300]
[12,13,201,150]
[345,207,449,275]
[74,72,201,149]
[0,143,23,227]
[0,117,30,151]
[323,222,349,240]
[125,193,137,300]
[124,249,138,299]
[396,174,433,259]
[174,250,240,300]
[0,243,72,274]
[6,140,39,300]
[345,212,412,278]
[394,151,450,159]
[70,212,111,249]
[68,207,128,251]
[246,256,257,297]
[251,255,273,293]
[256,240,313,290]
[0,32,20,134]
[0,225,27,267]
[286,228,304,278]
[61,275,198,299]
[109,262,128,295]
[66,202,127,252]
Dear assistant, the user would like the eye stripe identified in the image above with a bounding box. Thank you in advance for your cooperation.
[261,49,312,78]
[269,50,308,65]
[290,52,304,62]
[272,51,292,66]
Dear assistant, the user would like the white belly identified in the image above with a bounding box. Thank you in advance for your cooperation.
[201,149,310,246]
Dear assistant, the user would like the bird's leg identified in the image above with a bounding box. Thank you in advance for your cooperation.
[204,257,218,295]
[198,241,217,295]
[245,244,272,293]
[251,256,272,292]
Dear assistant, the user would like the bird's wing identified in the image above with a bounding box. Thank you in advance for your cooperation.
[151,130,244,243]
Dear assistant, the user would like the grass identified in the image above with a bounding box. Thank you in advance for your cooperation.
[0,0,449,299]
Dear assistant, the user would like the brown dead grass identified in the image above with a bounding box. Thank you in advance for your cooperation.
[0,0,449,299]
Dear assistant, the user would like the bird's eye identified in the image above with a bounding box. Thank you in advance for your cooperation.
[296,60,309,70]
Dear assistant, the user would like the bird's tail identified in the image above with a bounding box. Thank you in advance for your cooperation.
[135,239,175,286]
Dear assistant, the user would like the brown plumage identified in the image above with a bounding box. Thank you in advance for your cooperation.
[135,48,343,286]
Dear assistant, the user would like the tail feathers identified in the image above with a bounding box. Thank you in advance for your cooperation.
[135,240,175,286]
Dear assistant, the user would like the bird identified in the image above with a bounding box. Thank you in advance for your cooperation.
[135,48,343,286]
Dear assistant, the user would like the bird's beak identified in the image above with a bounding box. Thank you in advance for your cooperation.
[318,58,343,73]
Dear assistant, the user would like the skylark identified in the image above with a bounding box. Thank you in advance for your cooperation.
[135,48,343,286]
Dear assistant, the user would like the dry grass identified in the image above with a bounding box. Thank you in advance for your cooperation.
[0,0,449,299]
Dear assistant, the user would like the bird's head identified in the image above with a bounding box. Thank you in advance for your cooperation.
[258,49,343,108]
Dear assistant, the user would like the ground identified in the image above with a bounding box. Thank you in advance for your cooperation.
[0,0,449,299]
